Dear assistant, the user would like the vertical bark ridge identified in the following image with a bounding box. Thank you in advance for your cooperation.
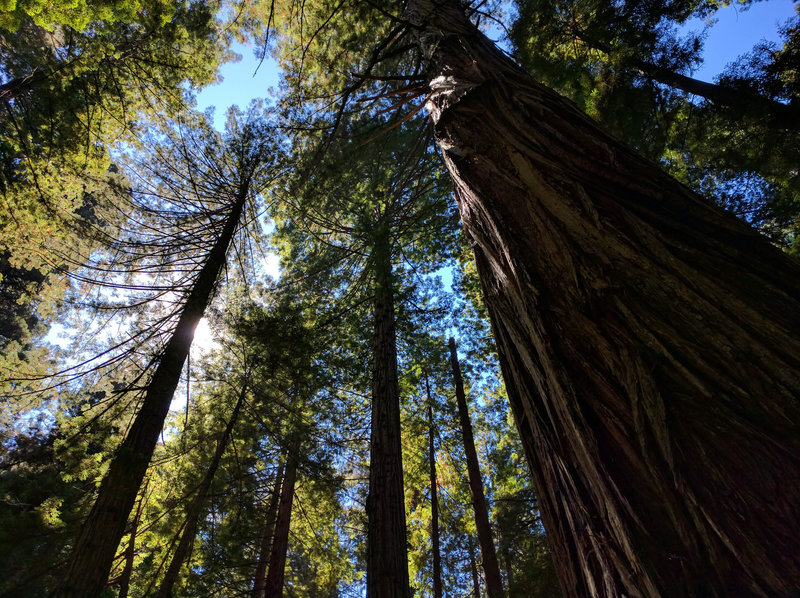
[366,222,410,598]
[407,0,800,595]
[56,186,249,597]
[449,338,504,598]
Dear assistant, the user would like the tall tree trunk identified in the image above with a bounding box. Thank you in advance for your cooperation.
[55,187,248,597]
[425,375,443,598]
[408,1,800,596]
[156,382,247,598]
[499,539,514,593]
[117,484,146,598]
[263,442,299,598]
[366,221,410,598]
[468,534,481,598]
[448,338,504,598]
[252,460,285,598]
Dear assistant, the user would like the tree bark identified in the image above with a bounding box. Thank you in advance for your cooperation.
[366,221,410,598]
[55,187,248,597]
[468,534,481,598]
[263,441,299,598]
[252,460,285,598]
[156,382,247,598]
[117,485,146,598]
[407,1,800,596]
[448,338,504,598]
[424,375,443,598]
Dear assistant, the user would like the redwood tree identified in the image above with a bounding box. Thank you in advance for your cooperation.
[156,381,248,598]
[366,220,410,598]
[263,441,300,597]
[448,338,504,598]
[55,112,276,597]
[425,376,443,598]
[407,0,800,595]
[252,460,285,597]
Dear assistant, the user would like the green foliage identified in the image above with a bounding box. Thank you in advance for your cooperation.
[511,0,800,244]
[0,0,621,594]
[1,0,147,32]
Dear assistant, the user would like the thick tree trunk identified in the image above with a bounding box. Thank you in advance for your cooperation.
[252,460,285,598]
[448,338,504,598]
[263,442,299,598]
[424,375,443,598]
[156,382,247,598]
[366,222,410,598]
[55,187,248,597]
[408,1,800,596]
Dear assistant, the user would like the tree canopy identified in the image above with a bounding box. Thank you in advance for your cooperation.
[1,0,799,596]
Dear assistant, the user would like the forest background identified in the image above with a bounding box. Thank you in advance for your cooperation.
[1,0,799,596]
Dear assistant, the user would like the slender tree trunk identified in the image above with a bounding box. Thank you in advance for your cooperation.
[468,534,481,598]
[156,382,247,598]
[633,61,800,129]
[499,540,514,593]
[117,486,146,598]
[408,0,800,595]
[448,338,504,598]
[263,442,299,598]
[55,187,248,597]
[571,32,800,131]
[425,375,443,598]
[366,221,410,598]
[252,460,285,598]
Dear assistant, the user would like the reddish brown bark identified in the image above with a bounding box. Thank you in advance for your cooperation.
[448,338,504,598]
[252,460,285,598]
[408,0,800,595]
[55,187,248,597]
[366,222,410,598]
[263,443,298,598]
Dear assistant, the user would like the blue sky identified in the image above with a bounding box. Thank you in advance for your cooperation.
[196,0,798,126]
[195,43,281,130]
[685,0,797,80]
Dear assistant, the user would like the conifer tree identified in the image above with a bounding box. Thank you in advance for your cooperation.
[55,109,278,596]
[406,0,800,593]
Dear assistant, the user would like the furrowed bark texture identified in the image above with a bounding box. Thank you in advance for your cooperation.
[366,224,410,598]
[449,338,504,598]
[157,383,247,598]
[252,460,285,598]
[408,1,800,596]
[56,188,247,598]
[425,376,443,598]
[263,444,298,598]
